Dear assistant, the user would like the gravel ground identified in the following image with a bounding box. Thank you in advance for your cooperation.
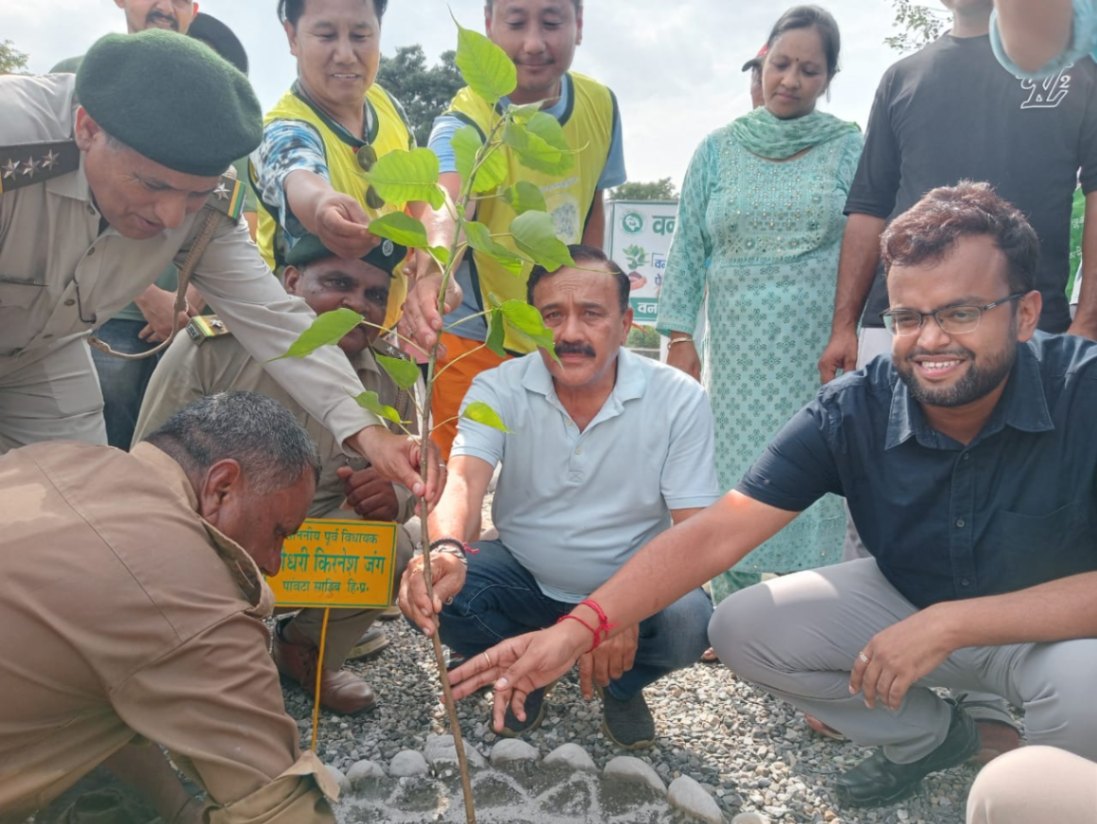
[285,617,978,824]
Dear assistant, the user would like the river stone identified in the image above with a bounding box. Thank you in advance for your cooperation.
[731,813,771,824]
[544,742,598,773]
[345,759,385,786]
[490,738,539,765]
[604,755,667,796]
[423,733,486,768]
[388,750,429,777]
[668,775,724,823]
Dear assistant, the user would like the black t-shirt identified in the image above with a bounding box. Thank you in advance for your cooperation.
[847,34,1097,332]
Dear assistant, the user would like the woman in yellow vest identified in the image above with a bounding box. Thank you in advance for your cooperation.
[252,0,414,329]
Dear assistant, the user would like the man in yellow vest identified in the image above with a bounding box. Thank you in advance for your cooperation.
[251,0,415,332]
[401,0,627,458]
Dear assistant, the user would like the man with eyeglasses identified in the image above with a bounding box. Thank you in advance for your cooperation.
[446,182,1097,809]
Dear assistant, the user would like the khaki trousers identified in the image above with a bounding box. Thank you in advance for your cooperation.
[967,746,1097,824]
[0,337,106,452]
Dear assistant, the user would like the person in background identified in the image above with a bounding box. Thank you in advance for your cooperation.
[657,5,861,602]
[742,44,767,109]
[134,235,416,716]
[252,0,415,334]
[400,0,627,461]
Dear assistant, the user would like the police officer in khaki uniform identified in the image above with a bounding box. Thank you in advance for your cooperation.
[0,29,440,502]
[0,392,334,823]
[135,235,416,716]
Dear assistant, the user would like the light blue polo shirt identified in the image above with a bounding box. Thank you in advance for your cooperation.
[452,348,720,603]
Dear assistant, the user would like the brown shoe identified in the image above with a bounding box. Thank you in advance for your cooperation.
[272,634,377,715]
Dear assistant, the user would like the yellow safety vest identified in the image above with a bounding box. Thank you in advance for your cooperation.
[447,72,616,352]
[256,83,414,330]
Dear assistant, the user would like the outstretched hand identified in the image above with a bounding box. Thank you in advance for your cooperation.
[447,622,591,732]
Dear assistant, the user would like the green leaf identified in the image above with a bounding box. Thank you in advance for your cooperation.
[353,390,404,426]
[503,113,573,175]
[367,212,429,249]
[452,125,507,194]
[485,306,506,357]
[363,148,444,209]
[465,221,524,274]
[276,308,363,359]
[429,245,451,266]
[510,211,575,270]
[503,181,547,215]
[375,354,420,391]
[455,23,516,104]
[451,125,481,185]
[461,400,511,432]
[499,298,555,353]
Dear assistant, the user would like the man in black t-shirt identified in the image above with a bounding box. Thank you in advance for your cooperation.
[818,0,1097,385]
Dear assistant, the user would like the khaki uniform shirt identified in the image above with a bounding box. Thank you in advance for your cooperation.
[0,74,380,444]
[0,442,336,822]
[133,330,419,521]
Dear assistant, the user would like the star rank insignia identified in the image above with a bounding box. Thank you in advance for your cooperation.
[202,173,245,222]
[0,140,79,194]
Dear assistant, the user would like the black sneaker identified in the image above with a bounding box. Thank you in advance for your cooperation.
[600,687,655,749]
[500,686,547,737]
[833,701,979,807]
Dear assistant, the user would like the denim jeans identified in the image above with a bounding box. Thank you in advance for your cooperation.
[439,539,712,700]
[91,318,161,449]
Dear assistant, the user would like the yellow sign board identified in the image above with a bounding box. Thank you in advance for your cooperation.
[267,518,397,609]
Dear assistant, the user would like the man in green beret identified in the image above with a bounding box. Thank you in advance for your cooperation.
[135,235,417,717]
[51,4,261,451]
[0,30,440,497]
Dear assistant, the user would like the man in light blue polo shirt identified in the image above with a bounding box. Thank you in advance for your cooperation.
[399,244,718,750]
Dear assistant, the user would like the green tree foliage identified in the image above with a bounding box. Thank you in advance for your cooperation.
[610,177,679,202]
[885,0,947,52]
[376,45,464,147]
[0,40,29,75]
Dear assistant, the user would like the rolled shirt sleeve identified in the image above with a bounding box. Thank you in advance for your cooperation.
[111,616,335,822]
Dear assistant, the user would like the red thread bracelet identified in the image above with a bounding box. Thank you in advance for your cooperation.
[556,613,600,652]
[577,598,615,645]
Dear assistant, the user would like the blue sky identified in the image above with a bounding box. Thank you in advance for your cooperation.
[7,0,930,187]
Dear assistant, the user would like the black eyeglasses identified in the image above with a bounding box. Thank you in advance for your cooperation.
[356,145,385,210]
[881,292,1027,337]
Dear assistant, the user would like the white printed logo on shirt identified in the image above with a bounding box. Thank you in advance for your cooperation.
[1020,69,1071,109]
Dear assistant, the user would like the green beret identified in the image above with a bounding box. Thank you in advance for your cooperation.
[285,234,407,276]
[76,30,261,177]
[188,13,249,76]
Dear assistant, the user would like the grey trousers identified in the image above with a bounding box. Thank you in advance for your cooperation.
[710,558,1097,764]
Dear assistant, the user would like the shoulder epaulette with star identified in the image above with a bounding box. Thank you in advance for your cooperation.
[203,173,245,222]
[0,141,80,194]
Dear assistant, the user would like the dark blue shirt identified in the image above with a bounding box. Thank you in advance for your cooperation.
[737,333,1097,608]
